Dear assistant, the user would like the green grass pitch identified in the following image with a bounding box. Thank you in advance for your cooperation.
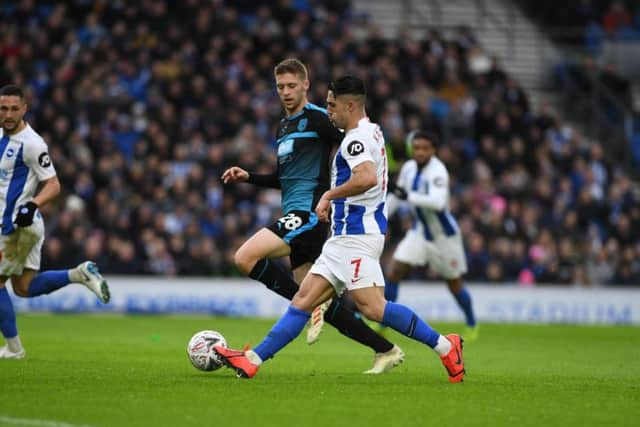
[1,314,638,427]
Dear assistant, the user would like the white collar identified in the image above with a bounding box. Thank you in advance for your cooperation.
[346,117,370,134]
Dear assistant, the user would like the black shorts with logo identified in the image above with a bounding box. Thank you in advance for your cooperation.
[267,210,329,269]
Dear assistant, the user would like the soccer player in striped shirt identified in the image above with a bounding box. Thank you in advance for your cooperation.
[384,131,478,341]
[0,85,110,359]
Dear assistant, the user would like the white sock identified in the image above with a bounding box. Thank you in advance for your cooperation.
[245,350,263,366]
[433,335,452,357]
[7,335,24,353]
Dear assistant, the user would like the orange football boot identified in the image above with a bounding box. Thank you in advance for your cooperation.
[440,334,465,383]
[214,345,260,379]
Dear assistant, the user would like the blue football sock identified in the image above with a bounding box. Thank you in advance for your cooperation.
[453,287,476,327]
[0,287,18,338]
[382,301,440,348]
[253,305,310,361]
[384,280,399,302]
[27,270,71,297]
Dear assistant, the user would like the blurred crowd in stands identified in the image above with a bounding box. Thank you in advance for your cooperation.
[1,0,638,285]
[524,0,640,176]
[519,0,640,52]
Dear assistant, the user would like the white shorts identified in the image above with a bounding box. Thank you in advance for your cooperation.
[393,229,467,279]
[309,234,386,295]
[0,213,44,276]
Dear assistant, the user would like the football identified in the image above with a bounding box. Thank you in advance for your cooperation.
[187,330,227,371]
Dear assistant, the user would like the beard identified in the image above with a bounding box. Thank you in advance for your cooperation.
[1,120,19,133]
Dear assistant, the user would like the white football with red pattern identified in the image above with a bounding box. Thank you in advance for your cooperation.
[187,330,227,371]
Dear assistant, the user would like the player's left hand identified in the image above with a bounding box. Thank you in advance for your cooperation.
[316,194,331,222]
[15,201,38,227]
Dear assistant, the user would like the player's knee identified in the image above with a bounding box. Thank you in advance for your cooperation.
[387,269,401,283]
[291,291,314,312]
[358,303,383,322]
[12,283,29,298]
[447,278,462,293]
[233,249,256,275]
[352,296,385,322]
[387,263,406,283]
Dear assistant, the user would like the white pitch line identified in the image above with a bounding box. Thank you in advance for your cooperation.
[0,415,96,427]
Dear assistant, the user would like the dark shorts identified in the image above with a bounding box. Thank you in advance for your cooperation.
[267,210,329,269]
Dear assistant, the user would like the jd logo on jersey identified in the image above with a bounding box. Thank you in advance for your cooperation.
[297,118,307,132]
[38,152,51,167]
[347,140,364,156]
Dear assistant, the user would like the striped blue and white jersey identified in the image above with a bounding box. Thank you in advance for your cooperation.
[0,124,56,235]
[330,117,388,236]
[389,155,460,240]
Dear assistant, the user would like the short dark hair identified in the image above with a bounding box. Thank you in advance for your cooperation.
[411,130,439,148]
[328,75,366,97]
[0,84,24,99]
[274,58,308,80]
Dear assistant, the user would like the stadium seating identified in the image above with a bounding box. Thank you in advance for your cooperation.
[1,0,638,285]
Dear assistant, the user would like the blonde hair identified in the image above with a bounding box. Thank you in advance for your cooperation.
[274,58,308,80]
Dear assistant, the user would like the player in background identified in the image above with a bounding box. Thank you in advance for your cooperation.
[221,59,403,374]
[0,85,110,359]
[215,76,465,382]
[384,131,478,341]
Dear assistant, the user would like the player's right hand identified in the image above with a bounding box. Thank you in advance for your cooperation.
[15,201,38,227]
[221,166,249,184]
[315,194,331,222]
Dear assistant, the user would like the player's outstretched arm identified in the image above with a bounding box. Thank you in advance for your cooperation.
[222,166,280,189]
[406,178,447,211]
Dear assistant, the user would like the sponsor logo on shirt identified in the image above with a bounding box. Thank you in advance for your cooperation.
[38,152,51,167]
[347,140,364,156]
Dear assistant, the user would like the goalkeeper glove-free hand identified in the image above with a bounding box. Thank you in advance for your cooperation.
[15,201,38,227]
